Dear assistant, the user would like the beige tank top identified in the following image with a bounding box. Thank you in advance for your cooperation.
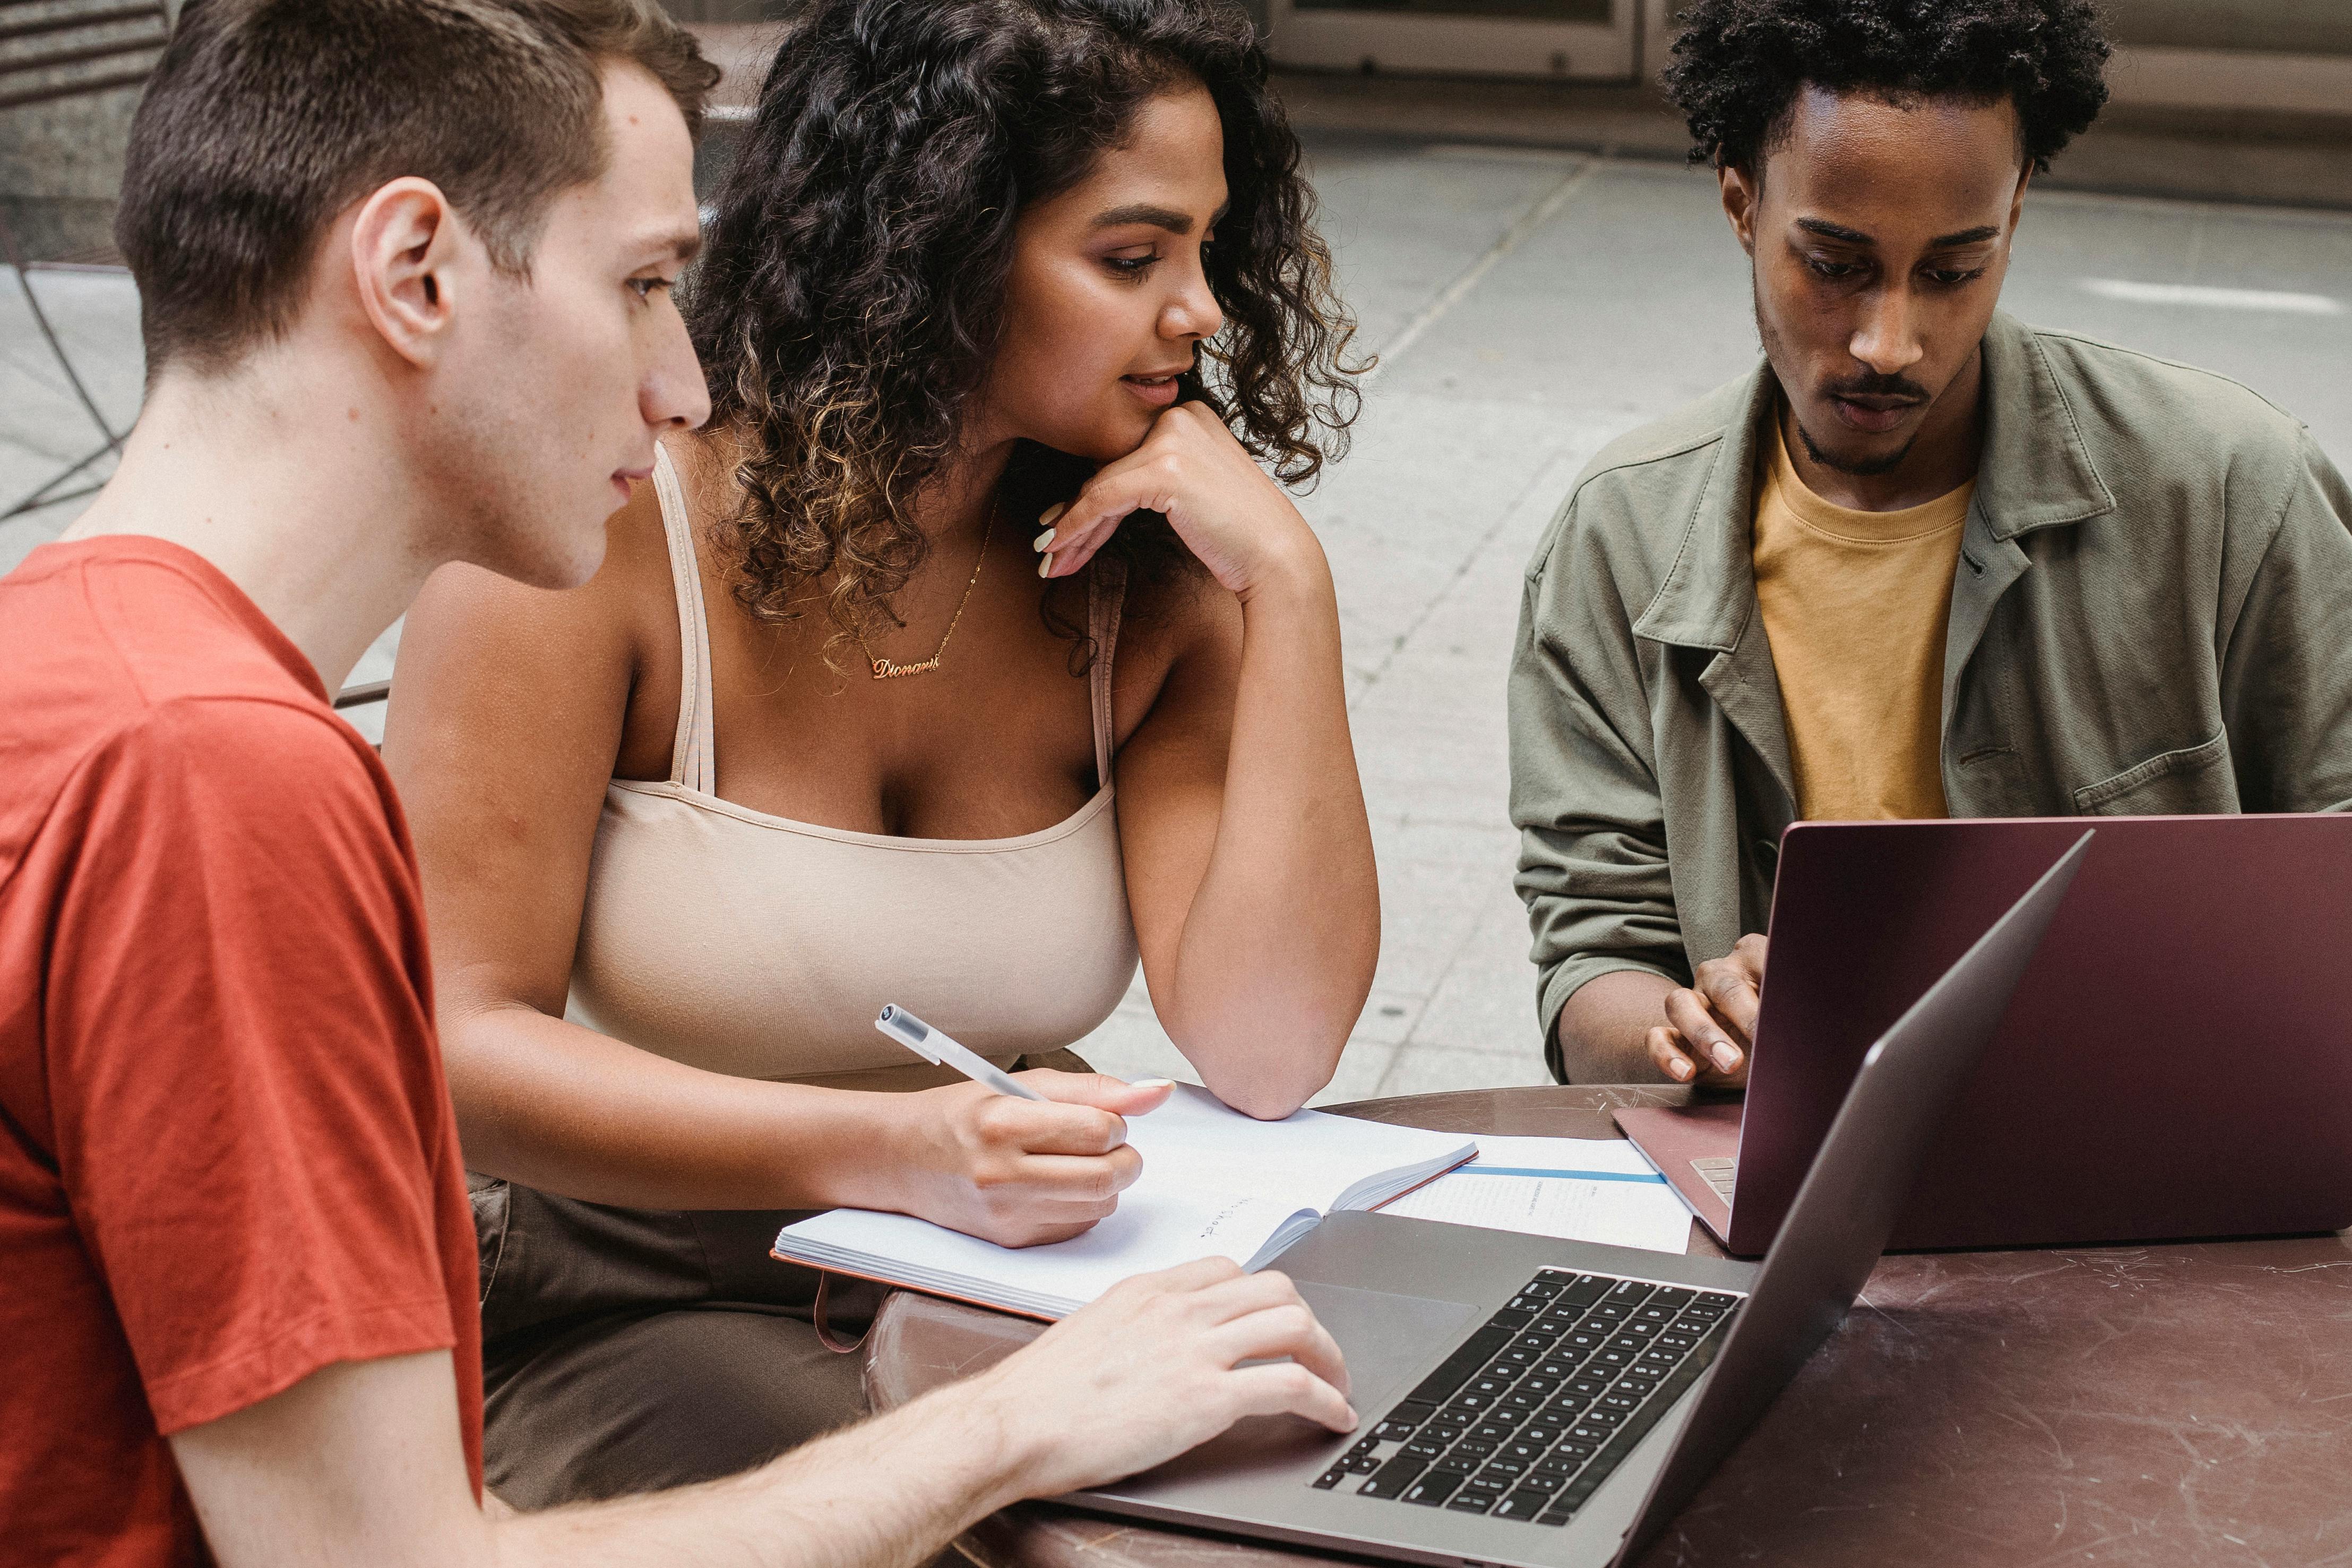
[565,445,1141,1090]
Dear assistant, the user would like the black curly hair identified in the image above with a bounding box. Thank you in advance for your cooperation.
[1662,0,2112,176]
[686,0,1362,665]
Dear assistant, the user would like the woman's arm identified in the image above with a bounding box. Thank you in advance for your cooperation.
[382,490,1162,1239]
[1044,405,1381,1119]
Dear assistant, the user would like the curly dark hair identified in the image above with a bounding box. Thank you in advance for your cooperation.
[1662,0,2112,176]
[686,0,1363,662]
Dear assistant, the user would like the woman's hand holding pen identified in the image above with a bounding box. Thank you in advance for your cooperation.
[1033,401,1328,602]
[884,1071,1176,1247]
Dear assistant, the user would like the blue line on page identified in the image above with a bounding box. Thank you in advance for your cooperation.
[1453,1166,1668,1185]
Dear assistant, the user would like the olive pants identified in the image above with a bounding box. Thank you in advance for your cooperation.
[471,1050,1089,1507]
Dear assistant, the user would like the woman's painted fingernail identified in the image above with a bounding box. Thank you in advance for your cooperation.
[1032,527,1057,553]
[1710,1041,1741,1072]
[1037,553,1054,579]
[1129,1077,1176,1090]
[1039,502,1067,527]
[1668,1056,1693,1082]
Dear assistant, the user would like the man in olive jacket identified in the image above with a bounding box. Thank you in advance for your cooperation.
[1510,0,2352,1086]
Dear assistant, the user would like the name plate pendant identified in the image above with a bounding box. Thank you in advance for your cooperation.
[871,655,942,680]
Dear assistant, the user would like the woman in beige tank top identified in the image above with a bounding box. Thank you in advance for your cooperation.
[383,0,1377,1508]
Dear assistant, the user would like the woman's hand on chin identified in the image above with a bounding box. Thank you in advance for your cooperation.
[1036,403,1326,602]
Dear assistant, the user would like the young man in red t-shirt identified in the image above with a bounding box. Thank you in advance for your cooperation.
[0,3,1354,1564]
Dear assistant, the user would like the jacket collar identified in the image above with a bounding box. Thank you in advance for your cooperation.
[1632,310,2116,655]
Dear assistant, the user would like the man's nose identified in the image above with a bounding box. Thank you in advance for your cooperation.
[1848,286,1926,380]
[645,316,712,433]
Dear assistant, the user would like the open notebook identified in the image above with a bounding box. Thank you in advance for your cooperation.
[772,1084,1476,1320]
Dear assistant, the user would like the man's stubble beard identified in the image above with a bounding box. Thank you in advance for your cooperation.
[1752,277,1925,480]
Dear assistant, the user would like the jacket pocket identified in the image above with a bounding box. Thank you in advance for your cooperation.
[2072,729,2236,815]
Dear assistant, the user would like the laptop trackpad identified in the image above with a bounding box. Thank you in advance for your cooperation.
[1113,1282,1478,1491]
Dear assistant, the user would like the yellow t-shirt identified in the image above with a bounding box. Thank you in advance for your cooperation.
[1752,419,1975,821]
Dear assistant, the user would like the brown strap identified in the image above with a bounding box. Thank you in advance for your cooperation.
[812,1271,876,1355]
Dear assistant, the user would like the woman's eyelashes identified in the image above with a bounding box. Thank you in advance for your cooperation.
[1104,247,1160,279]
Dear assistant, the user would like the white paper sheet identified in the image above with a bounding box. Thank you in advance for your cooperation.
[1377,1135,1695,1254]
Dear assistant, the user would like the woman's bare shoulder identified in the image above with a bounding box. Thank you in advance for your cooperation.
[390,458,685,773]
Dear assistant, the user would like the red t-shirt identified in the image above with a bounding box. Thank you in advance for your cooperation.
[0,537,483,1565]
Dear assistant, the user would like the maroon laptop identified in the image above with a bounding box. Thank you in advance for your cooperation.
[1614,815,2352,1255]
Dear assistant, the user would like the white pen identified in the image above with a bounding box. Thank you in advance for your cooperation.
[875,1004,1046,1100]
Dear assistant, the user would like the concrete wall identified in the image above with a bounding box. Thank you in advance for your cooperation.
[2108,1,2352,56]
[0,2,173,259]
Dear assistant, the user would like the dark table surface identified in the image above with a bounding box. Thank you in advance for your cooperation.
[864,1085,2352,1568]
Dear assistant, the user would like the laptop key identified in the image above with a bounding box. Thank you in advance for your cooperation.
[1554,1276,1609,1311]
[1402,1325,1512,1408]
[1402,1438,1448,1460]
[1445,1493,1496,1515]
[1341,1454,1383,1474]
[1485,1306,1533,1331]
[1492,1487,1559,1521]
[1605,1281,1654,1306]
[1401,1474,1463,1507]
[1312,1468,1345,1489]
[1357,1455,1428,1498]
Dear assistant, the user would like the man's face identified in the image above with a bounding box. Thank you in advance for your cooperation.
[434,61,709,589]
[1724,87,2028,478]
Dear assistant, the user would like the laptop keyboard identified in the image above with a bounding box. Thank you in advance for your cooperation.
[1311,1270,1742,1527]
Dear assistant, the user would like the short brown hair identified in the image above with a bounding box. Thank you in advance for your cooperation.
[118,0,719,375]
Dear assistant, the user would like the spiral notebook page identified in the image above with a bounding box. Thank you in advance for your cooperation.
[774,1084,1476,1319]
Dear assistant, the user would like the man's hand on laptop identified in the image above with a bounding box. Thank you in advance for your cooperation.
[173,1256,1353,1568]
[1650,935,1768,1088]
[889,1071,1178,1247]
[968,1256,1358,1495]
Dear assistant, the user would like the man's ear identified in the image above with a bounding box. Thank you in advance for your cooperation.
[349,177,464,368]
[1718,162,1761,256]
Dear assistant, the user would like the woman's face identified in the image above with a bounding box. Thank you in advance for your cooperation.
[977,83,1229,463]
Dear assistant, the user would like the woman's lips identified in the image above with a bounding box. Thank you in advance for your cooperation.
[1829,395,1918,435]
[1123,374,1181,409]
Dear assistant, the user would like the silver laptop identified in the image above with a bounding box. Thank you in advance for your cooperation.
[1064,830,2092,1568]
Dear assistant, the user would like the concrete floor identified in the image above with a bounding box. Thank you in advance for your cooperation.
[6,135,2349,1102]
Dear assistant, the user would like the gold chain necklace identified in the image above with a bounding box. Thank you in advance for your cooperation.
[852,502,996,680]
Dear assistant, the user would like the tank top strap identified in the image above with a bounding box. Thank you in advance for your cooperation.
[650,443,718,795]
[1085,556,1127,790]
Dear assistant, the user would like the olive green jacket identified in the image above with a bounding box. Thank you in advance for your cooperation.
[1509,312,2352,1079]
